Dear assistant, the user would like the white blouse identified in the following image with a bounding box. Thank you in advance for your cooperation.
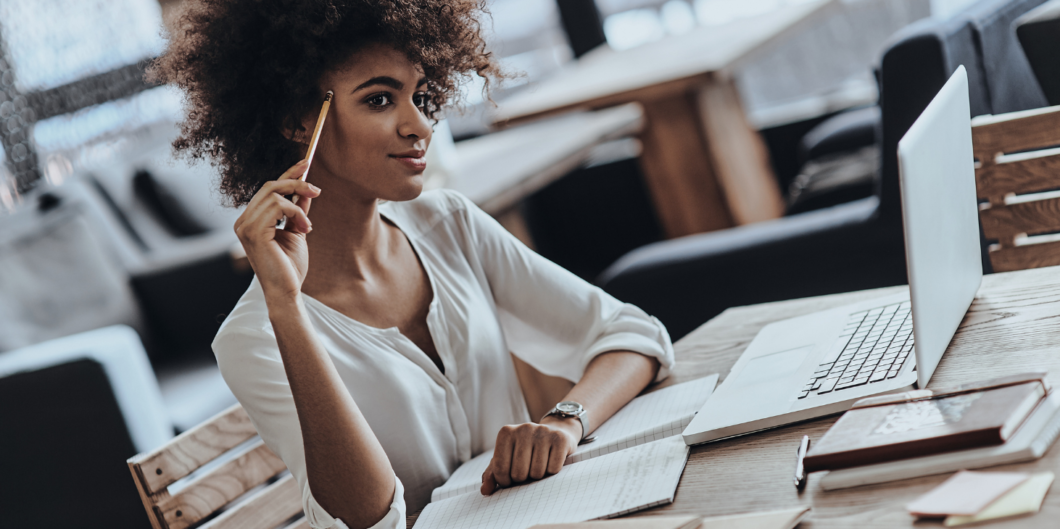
[212,190,675,529]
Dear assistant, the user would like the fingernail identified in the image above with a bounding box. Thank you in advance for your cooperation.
[308,183,321,193]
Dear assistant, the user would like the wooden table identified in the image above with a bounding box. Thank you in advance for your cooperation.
[446,103,644,247]
[626,265,1060,527]
[408,266,1060,527]
[493,0,838,239]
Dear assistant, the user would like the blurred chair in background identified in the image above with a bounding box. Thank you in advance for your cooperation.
[786,0,1049,215]
[973,105,1060,272]
[0,326,171,528]
[1016,0,1060,106]
[0,0,246,433]
[598,0,1053,341]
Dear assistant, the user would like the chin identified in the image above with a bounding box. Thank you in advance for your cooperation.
[382,175,425,202]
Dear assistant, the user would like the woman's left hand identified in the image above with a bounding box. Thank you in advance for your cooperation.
[481,418,581,495]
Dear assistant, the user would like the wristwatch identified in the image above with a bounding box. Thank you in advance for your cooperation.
[541,401,592,443]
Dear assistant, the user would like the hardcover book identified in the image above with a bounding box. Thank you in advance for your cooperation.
[804,377,1046,472]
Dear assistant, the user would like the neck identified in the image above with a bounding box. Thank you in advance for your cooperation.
[301,167,394,290]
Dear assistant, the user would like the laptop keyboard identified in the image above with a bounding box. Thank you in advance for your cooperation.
[798,301,915,399]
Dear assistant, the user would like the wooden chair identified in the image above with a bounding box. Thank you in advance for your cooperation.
[127,403,308,529]
[973,105,1060,272]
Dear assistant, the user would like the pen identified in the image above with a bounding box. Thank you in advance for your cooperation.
[794,434,810,491]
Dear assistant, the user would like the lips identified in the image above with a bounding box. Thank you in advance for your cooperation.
[389,150,427,171]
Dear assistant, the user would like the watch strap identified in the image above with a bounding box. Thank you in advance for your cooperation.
[541,403,590,441]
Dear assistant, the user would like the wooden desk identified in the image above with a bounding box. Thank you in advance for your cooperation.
[447,103,643,246]
[630,265,1060,527]
[494,0,837,238]
[408,266,1060,527]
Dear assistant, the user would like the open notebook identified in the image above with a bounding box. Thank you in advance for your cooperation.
[430,374,718,502]
[416,436,691,529]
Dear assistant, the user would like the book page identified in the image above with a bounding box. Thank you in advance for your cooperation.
[431,375,717,502]
[416,436,690,529]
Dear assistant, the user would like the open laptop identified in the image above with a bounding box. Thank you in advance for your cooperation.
[683,66,983,445]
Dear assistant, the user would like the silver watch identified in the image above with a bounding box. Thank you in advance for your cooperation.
[541,401,592,442]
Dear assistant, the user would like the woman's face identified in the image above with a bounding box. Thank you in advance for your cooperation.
[306,42,433,202]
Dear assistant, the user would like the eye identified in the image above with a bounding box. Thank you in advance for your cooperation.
[366,93,392,107]
[413,92,428,110]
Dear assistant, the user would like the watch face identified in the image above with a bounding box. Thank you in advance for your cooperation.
[557,401,582,414]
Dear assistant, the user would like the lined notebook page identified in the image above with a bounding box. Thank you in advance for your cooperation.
[568,374,717,464]
[431,375,717,502]
[416,437,690,529]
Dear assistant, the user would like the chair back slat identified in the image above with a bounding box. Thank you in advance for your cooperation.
[980,193,1060,241]
[976,148,1060,204]
[128,403,307,529]
[132,404,258,494]
[973,106,1060,162]
[154,440,287,529]
[199,473,303,529]
[985,240,1060,272]
[973,105,1060,272]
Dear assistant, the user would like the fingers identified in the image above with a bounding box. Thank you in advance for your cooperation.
[528,430,553,480]
[509,426,533,483]
[279,159,309,181]
[480,467,498,496]
[546,435,567,475]
[235,191,312,243]
[491,426,515,488]
[487,423,571,495]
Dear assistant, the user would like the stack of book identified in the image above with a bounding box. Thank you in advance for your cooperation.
[802,373,1060,490]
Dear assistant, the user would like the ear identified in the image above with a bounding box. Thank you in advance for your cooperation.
[281,114,316,146]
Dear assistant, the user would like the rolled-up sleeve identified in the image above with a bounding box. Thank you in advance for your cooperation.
[212,326,406,529]
[456,192,675,383]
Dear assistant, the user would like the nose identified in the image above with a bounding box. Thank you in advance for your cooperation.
[397,100,433,143]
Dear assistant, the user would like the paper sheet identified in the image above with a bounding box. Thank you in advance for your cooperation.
[945,472,1055,526]
[431,375,717,502]
[416,436,690,529]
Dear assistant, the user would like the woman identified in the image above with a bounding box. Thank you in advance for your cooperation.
[152,1,674,528]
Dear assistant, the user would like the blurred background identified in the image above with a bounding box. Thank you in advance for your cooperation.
[2,0,1058,526]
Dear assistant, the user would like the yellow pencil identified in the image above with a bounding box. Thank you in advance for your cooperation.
[301,90,333,181]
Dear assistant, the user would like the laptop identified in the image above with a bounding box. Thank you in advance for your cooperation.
[683,66,983,445]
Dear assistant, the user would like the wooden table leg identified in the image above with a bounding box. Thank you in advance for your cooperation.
[697,75,786,225]
[638,92,735,238]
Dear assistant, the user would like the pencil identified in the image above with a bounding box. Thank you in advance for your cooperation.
[301,90,333,181]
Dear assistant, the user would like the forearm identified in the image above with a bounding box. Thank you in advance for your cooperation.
[267,293,395,529]
[542,351,660,438]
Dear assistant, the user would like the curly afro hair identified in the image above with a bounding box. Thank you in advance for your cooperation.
[150,0,504,207]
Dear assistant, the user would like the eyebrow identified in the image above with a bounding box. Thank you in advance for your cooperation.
[352,76,429,93]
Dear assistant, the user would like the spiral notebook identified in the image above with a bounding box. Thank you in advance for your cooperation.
[431,375,719,502]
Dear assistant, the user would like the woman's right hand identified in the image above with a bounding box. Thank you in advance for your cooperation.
[233,159,322,300]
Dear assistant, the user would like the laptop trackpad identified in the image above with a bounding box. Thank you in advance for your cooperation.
[729,345,813,390]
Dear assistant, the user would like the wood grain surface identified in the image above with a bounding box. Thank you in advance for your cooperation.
[198,473,303,529]
[975,151,1060,205]
[626,266,1060,528]
[972,105,1060,271]
[638,90,733,236]
[155,440,287,529]
[410,266,1060,527]
[972,106,1060,162]
[989,241,1060,273]
[130,403,257,494]
[980,195,1060,241]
